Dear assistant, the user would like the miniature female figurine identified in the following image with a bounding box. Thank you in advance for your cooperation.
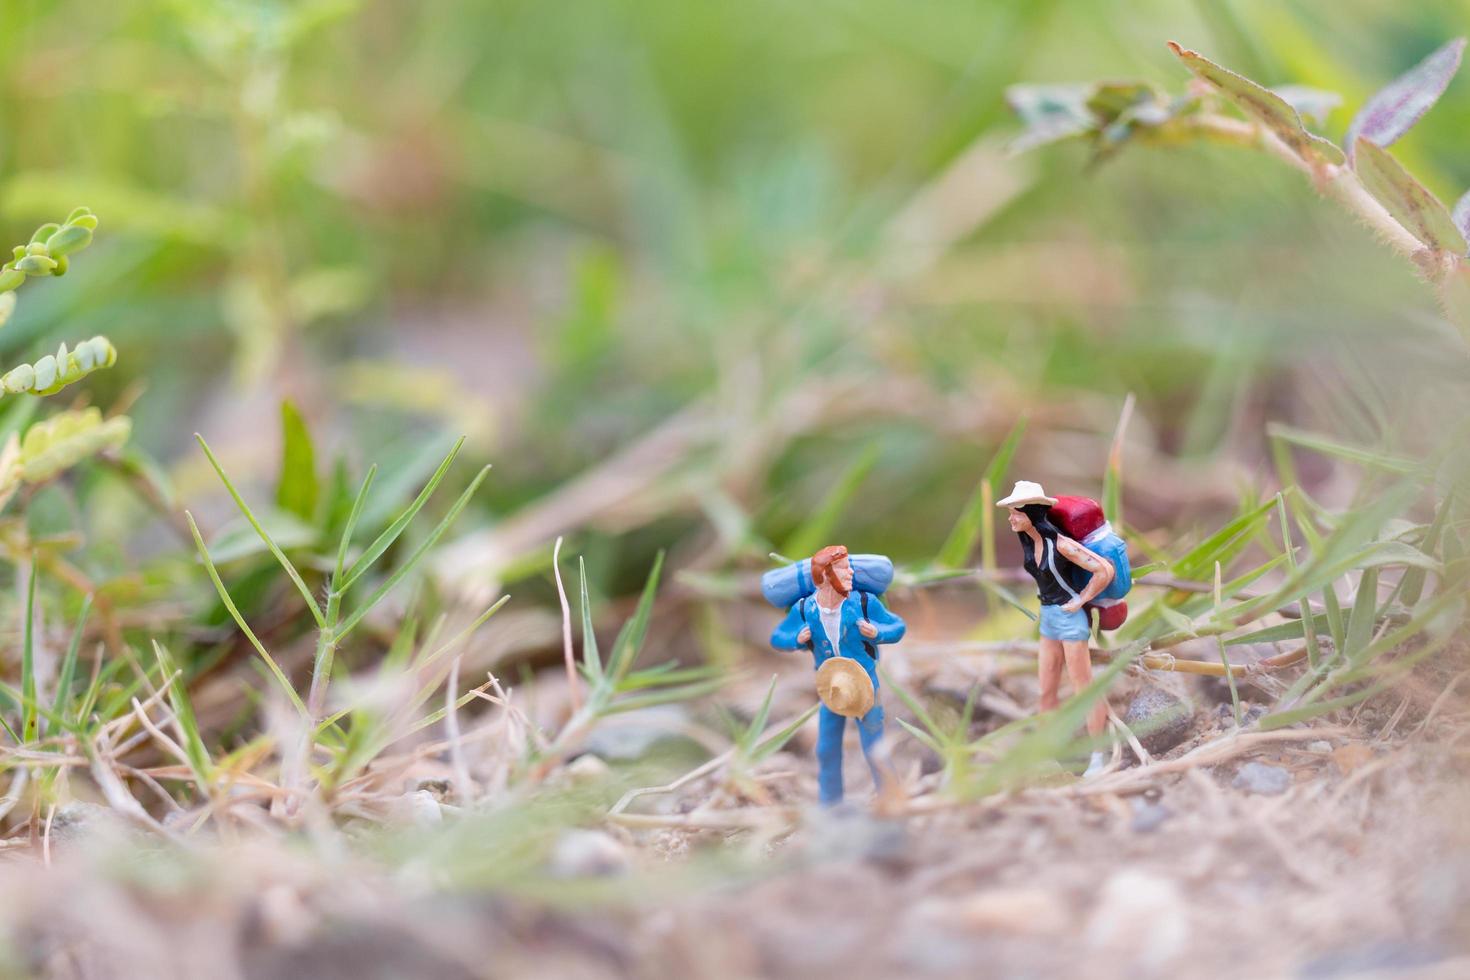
[996,481,1116,777]
[768,545,906,805]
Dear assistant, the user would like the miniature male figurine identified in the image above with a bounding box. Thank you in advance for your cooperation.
[770,545,906,805]
[997,481,1117,777]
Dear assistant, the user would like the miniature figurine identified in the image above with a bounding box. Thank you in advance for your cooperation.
[766,545,906,805]
[997,481,1130,777]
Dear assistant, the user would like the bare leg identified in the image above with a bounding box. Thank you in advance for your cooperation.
[1063,639,1108,738]
[1038,638,1064,712]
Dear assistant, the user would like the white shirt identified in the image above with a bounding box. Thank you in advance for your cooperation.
[817,603,843,652]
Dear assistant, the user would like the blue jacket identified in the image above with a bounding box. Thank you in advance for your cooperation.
[770,591,906,687]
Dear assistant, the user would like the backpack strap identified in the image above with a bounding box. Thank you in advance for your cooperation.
[860,593,878,661]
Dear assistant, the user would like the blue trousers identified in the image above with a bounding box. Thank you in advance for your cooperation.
[816,704,885,805]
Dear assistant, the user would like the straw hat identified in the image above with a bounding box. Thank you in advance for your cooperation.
[815,657,875,718]
[995,480,1058,509]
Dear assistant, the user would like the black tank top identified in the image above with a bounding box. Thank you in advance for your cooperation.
[1020,534,1080,606]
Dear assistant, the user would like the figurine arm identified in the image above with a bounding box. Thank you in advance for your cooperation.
[1057,536,1114,610]
[860,594,906,645]
[770,603,809,650]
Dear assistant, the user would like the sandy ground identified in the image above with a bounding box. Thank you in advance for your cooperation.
[4,612,1469,980]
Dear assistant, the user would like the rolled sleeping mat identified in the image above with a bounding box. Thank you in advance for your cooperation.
[761,553,895,608]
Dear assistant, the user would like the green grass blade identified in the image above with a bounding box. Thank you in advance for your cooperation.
[1104,394,1133,525]
[340,438,465,590]
[1341,566,1380,662]
[21,561,36,743]
[53,594,93,724]
[939,415,1027,570]
[1321,585,1345,653]
[751,702,820,763]
[1276,493,1321,669]
[606,552,665,683]
[1171,497,1276,580]
[335,465,490,639]
[196,434,325,628]
[1265,423,1418,474]
[334,464,378,584]
[152,641,212,784]
[186,511,308,717]
[741,676,779,753]
[1400,491,1453,606]
[579,557,602,680]
[781,444,879,560]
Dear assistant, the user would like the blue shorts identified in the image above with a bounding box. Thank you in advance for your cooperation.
[1039,603,1091,641]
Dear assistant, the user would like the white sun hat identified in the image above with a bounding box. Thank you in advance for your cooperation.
[996,480,1058,509]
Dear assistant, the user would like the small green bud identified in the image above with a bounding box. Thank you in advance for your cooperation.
[11,247,25,262]
[51,256,67,276]
[45,225,91,258]
[69,214,99,231]
[14,255,56,275]
[0,268,24,292]
[64,206,92,224]
[24,241,49,257]
[29,223,59,246]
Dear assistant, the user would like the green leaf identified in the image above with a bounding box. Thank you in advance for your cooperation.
[1006,84,1097,153]
[1168,41,1345,166]
[1346,38,1466,158]
[276,401,319,521]
[1272,86,1341,128]
[1353,138,1468,253]
[1453,191,1470,253]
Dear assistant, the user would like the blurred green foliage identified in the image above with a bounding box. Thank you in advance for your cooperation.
[0,0,1466,661]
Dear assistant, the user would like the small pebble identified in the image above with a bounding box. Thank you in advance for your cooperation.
[1122,687,1194,755]
[563,753,612,785]
[549,829,630,878]
[1233,762,1292,796]
[1129,799,1172,834]
[1306,740,1333,754]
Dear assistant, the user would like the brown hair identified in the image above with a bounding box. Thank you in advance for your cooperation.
[811,545,850,590]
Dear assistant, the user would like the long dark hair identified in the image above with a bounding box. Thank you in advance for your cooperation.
[1016,503,1060,560]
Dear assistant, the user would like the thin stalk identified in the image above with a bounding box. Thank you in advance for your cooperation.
[1214,562,1242,724]
[1277,493,1320,669]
